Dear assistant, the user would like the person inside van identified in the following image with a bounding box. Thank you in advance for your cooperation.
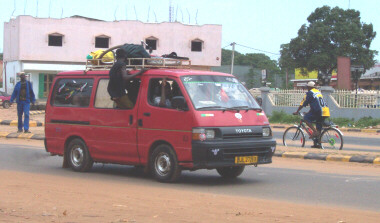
[107,49,147,109]
[153,77,172,108]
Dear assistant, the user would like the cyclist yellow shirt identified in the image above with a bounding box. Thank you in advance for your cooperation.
[300,88,330,117]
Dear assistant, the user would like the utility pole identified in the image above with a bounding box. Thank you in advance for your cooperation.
[286,68,288,89]
[230,42,236,75]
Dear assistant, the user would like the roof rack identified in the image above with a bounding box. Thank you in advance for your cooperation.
[86,57,192,71]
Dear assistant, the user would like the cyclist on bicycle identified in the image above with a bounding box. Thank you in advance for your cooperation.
[293,81,330,148]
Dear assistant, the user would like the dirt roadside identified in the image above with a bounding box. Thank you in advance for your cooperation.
[1,169,379,223]
[1,139,380,223]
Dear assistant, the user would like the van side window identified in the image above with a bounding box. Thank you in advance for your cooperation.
[95,78,141,109]
[51,78,93,107]
[148,78,183,109]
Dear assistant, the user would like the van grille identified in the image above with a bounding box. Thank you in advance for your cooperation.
[223,133,262,139]
[223,147,270,159]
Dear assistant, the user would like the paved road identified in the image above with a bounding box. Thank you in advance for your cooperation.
[1,142,380,211]
[273,129,380,152]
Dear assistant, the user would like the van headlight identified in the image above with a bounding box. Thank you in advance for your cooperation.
[192,128,215,141]
[262,127,271,137]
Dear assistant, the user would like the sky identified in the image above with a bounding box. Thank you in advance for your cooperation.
[0,0,379,62]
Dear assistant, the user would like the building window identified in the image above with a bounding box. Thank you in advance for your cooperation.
[145,39,157,50]
[191,40,203,52]
[95,37,109,48]
[48,35,63,46]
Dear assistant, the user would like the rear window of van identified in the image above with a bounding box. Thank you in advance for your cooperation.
[51,78,93,107]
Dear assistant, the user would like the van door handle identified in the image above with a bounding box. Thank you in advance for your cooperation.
[143,112,151,117]
[138,119,143,127]
[129,115,133,125]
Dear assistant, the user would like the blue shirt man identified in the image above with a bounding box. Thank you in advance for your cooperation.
[10,72,36,133]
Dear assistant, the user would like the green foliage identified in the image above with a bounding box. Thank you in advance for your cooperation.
[0,53,2,60]
[268,110,300,124]
[329,117,353,127]
[280,5,378,86]
[270,111,380,128]
[222,49,285,88]
[222,49,281,73]
[354,117,380,128]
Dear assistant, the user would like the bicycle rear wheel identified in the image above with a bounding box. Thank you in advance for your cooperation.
[283,126,305,148]
[320,128,343,150]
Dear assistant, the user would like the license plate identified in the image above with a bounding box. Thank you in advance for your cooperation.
[235,156,258,164]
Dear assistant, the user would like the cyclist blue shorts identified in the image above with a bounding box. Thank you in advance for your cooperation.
[304,111,323,132]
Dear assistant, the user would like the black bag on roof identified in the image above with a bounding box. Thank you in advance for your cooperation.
[120,44,151,59]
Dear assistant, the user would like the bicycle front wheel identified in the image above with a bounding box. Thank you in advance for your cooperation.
[283,126,305,148]
[320,128,343,150]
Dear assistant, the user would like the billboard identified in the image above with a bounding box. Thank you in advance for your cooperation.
[295,68,337,79]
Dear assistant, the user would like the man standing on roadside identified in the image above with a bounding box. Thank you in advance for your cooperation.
[10,72,36,133]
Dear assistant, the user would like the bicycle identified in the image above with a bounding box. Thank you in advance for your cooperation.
[283,112,344,150]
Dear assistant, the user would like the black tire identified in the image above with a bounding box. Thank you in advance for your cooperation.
[37,104,46,110]
[216,166,245,178]
[283,126,305,147]
[150,144,182,182]
[67,138,93,172]
[30,104,38,111]
[320,128,343,150]
[2,101,10,109]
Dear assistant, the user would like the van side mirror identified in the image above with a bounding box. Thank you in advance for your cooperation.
[172,96,188,111]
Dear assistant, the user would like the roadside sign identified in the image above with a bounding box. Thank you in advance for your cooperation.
[261,69,266,80]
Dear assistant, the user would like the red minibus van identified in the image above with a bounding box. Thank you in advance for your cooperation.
[45,59,276,182]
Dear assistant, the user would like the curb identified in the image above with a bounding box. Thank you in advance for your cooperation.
[0,131,45,140]
[30,111,45,115]
[0,120,44,127]
[271,125,380,133]
[274,151,380,165]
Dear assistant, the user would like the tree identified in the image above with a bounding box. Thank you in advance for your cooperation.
[282,6,377,86]
[221,49,243,65]
[221,49,284,88]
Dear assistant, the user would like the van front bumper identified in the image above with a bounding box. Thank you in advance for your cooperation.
[191,138,276,169]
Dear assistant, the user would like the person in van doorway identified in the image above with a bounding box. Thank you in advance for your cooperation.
[293,81,330,148]
[153,77,172,108]
[10,72,36,133]
[107,48,147,109]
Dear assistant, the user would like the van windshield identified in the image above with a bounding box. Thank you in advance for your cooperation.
[181,75,261,110]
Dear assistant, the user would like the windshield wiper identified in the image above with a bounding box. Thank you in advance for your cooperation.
[223,106,250,112]
[251,108,263,112]
[223,106,263,112]
[197,106,226,110]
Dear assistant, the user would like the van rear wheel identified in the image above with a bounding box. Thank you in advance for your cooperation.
[216,166,245,178]
[150,144,181,182]
[67,139,93,172]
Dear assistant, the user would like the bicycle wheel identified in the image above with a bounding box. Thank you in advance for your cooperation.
[283,126,305,147]
[320,128,343,150]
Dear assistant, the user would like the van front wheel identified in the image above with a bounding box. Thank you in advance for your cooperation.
[150,145,181,182]
[67,139,93,172]
[216,166,245,178]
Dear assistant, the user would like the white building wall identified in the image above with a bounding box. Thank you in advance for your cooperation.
[4,16,222,66]
[4,61,22,95]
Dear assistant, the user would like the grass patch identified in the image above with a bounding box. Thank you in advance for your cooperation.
[268,110,300,124]
[269,110,380,128]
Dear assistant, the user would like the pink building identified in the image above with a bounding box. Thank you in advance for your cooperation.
[2,15,222,98]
